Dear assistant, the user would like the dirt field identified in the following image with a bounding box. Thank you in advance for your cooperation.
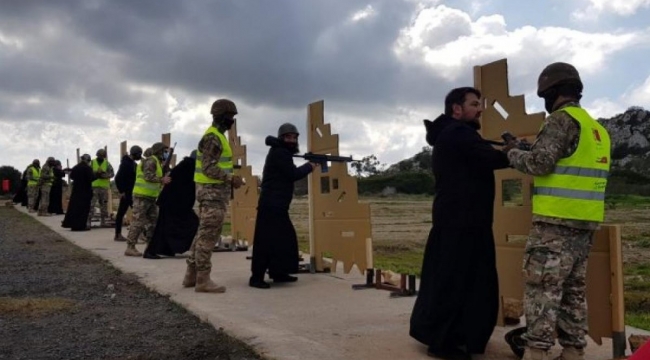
[0,206,263,360]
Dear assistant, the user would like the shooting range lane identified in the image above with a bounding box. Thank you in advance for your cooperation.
[15,205,636,360]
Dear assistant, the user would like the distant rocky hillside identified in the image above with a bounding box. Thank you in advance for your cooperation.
[386,107,650,177]
[599,107,650,177]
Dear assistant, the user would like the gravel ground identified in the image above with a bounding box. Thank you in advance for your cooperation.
[0,206,264,360]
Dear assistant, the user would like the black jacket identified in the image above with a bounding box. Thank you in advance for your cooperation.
[258,136,313,211]
[114,155,136,194]
[427,114,510,228]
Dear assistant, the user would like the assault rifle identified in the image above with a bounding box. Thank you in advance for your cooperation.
[500,131,532,151]
[293,152,358,173]
[484,132,531,151]
[162,142,176,174]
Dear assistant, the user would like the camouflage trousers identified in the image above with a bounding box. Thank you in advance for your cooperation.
[126,196,158,246]
[187,183,228,272]
[27,185,38,210]
[522,222,594,350]
[89,187,110,222]
[38,184,51,214]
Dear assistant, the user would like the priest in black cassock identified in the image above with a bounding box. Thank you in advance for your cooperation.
[62,154,94,231]
[143,154,199,259]
[48,160,65,215]
[12,168,28,207]
[248,123,316,289]
[410,88,511,360]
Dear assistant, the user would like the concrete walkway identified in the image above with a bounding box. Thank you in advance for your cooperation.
[16,206,644,360]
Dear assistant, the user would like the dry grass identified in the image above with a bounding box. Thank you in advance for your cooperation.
[0,296,75,317]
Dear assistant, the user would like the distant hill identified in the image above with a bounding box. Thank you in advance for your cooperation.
[386,106,650,176]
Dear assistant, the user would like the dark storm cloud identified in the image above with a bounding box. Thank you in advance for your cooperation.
[0,0,451,125]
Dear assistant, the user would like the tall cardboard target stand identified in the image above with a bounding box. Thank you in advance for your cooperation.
[475,59,626,358]
[305,100,373,274]
[228,122,259,245]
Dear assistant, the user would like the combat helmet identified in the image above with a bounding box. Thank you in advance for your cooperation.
[210,99,238,116]
[537,62,583,97]
[278,123,299,138]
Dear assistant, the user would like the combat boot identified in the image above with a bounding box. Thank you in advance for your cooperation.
[195,270,226,293]
[124,244,142,257]
[114,234,128,242]
[553,347,584,360]
[523,347,550,360]
[182,265,197,288]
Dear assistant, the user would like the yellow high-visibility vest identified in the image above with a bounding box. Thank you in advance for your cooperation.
[91,159,110,189]
[27,166,40,187]
[133,157,163,198]
[533,106,611,222]
[194,126,233,184]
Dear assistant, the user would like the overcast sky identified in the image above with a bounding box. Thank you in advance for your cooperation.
[1,0,649,175]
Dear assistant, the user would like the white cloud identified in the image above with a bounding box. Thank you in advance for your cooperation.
[573,0,650,20]
[351,5,376,22]
[584,75,650,118]
[394,5,642,82]
[627,74,650,106]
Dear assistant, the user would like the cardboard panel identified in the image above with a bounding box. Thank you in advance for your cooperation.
[228,122,259,242]
[307,100,373,274]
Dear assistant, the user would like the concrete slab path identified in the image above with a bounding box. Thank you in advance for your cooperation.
[16,206,645,360]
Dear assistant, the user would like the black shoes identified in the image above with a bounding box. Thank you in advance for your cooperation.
[271,274,298,283]
[249,278,271,289]
[143,252,161,260]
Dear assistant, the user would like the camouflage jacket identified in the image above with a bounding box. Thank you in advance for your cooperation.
[507,101,599,230]
[142,156,164,183]
[39,163,54,185]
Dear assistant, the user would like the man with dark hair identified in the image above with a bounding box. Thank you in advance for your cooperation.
[505,63,611,360]
[113,145,143,241]
[410,86,511,360]
[248,123,317,289]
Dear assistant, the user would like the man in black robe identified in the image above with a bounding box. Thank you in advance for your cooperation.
[113,145,142,241]
[48,160,65,215]
[143,155,199,259]
[62,154,94,231]
[12,168,28,207]
[248,123,316,289]
[409,87,512,359]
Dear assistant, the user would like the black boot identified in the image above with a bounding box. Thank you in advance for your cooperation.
[249,276,270,289]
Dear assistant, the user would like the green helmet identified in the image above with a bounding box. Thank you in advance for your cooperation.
[96,148,107,157]
[278,123,299,137]
[210,99,238,116]
[151,142,167,157]
[143,148,152,157]
[537,62,583,97]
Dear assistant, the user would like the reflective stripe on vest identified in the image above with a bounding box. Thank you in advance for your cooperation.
[194,126,233,184]
[133,157,162,198]
[27,166,40,187]
[533,106,611,222]
[91,159,110,188]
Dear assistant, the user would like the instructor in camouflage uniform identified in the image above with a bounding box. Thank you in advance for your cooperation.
[25,159,41,213]
[37,157,56,216]
[506,63,611,360]
[182,99,243,293]
[124,142,171,257]
[89,149,115,227]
